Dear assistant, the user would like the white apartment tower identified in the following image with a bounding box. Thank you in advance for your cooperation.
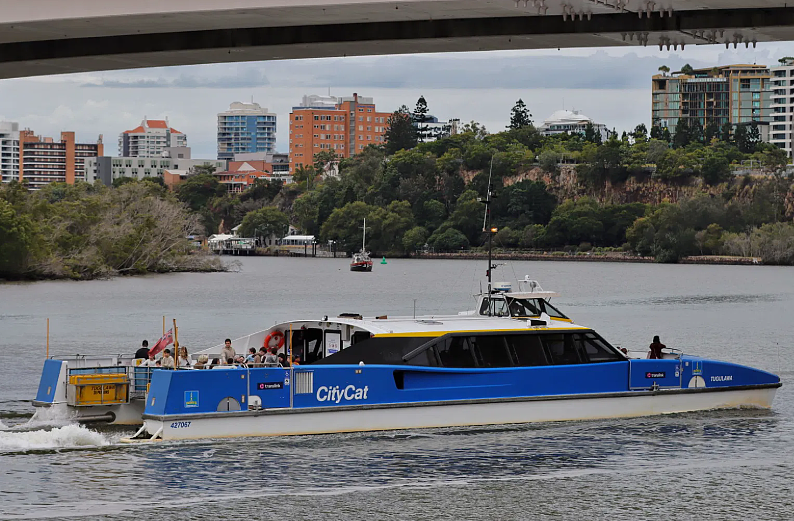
[771,58,794,158]
[0,121,20,183]
[118,118,187,158]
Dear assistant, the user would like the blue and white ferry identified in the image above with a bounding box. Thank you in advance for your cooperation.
[33,280,782,441]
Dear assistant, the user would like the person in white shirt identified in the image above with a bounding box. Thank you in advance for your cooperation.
[141,353,158,367]
[177,346,191,368]
[161,349,175,369]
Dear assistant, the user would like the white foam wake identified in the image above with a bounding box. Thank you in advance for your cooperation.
[0,424,109,452]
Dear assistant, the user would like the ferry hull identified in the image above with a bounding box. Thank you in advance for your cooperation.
[143,385,778,441]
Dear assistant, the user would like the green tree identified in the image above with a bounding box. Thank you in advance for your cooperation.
[583,122,602,144]
[701,152,731,185]
[313,150,338,174]
[384,106,419,154]
[0,199,38,277]
[658,65,670,75]
[292,191,321,235]
[293,164,318,189]
[412,96,432,142]
[112,176,137,188]
[734,123,750,153]
[402,226,429,253]
[633,124,648,143]
[238,207,289,242]
[428,227,469,251]
[673,119,691,148]
[680,63,695,75]
[508,99,532,129]
[320,201,377,253]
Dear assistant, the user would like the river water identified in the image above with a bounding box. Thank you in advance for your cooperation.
[1,258,793,520]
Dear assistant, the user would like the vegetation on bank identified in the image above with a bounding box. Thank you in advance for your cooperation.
[0,180,225,280]
[170,97,794,265]
[4,96,794,275]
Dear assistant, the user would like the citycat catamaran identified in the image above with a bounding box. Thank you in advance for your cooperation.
[32,172,781,440]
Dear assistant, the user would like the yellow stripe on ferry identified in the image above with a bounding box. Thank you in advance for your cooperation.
[374,326,589,338]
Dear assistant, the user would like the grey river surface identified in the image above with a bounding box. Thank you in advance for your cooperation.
[1,257,793,520]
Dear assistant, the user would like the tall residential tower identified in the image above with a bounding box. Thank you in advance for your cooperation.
[217,102,277,161]
[652,64,772,135]
[771,58,794,158]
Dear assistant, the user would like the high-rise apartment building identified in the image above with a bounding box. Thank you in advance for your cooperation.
[771,58,794,158]
[17,131,103,190]
[289,93,391,172]
[217,102,277,161]
[0,121,20,184]
[119,118,186,157]
[652,64,772,134]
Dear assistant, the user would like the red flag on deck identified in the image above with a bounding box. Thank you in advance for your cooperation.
[149,328,174,356]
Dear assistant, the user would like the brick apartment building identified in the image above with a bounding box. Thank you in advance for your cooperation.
[17,130,104,190]
[289,93,391,173]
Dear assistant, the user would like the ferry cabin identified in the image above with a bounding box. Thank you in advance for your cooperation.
[138,307,780,440]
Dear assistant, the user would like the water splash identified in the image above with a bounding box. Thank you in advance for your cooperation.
[0,424,109,453]
[23,406,77,429]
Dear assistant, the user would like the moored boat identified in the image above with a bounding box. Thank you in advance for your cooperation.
[350,218,373,272]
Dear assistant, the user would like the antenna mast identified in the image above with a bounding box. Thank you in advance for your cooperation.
[483,154,495,316]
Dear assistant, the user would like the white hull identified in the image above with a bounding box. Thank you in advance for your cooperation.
[144,386,778,441]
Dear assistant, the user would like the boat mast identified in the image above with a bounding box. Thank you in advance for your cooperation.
[362,218,366,252]
[483,155,495,316]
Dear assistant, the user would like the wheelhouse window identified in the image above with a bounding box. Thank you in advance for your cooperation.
[506,298,569,320]
[576,333,624,363]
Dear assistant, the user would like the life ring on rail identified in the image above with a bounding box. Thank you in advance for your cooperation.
[264,330,285,349]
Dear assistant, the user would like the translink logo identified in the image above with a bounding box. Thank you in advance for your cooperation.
[316,385,369,404]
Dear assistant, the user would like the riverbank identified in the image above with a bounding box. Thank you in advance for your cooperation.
[413,252,763,265]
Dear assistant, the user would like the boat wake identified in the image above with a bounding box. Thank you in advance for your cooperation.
[0,424,110,453]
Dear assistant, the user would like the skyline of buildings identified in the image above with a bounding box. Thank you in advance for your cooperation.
[118,118,187,158]
[217,102,277,161]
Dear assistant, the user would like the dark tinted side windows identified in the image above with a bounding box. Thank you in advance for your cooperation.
[469,335,513,368]
[506,335,548,366]
[576,333,624,363]
[436,337,477,368]
[543,333,583,365]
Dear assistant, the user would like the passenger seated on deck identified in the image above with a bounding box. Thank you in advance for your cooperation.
[210,358,221,368]
[293,356,301,366]
[142,352,158,368]
[194,354,209,369]
[234,355,247,367]
[278,353,288,367]
[246,348,257,365]
[257,347,267,366]
[648,335,666,359]
[177,346,191,368]
[161,349,175,369]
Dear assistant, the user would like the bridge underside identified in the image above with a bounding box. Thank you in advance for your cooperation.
[2,1,794,79]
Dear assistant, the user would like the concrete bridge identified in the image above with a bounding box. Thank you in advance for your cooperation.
[1,0,793,79]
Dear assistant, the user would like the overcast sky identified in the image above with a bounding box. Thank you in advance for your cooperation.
[2,43,794,159]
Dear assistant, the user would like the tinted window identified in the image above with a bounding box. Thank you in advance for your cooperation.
[543,334,583,365]
[577,333,624,363]
[407,347,439,367]
[506,335,548,366]
[436,337,476,368]
[479,298,509,317]
[507,298,542,317]
[469,335,513,368]
[537,300,569,320]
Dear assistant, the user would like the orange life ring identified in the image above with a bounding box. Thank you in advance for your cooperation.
[264,330,285,349]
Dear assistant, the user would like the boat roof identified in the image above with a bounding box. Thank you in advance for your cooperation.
[275,314,588,338]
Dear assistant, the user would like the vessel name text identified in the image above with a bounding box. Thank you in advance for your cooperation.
[710,375,733,382]
[316,385,370,404]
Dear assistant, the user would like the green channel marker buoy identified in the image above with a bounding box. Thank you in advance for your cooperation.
[381,256,387,264]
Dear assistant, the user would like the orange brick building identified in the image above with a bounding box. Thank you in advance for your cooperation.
[18,130,103,189]
[289,93,391,173]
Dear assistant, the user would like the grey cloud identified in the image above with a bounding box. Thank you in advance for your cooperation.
[84,68,269,89]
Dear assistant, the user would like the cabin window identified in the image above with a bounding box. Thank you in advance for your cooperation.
[542,333,583,365]
[536,300,569,320]
[435,337,477,368]
[469,335,512,368]
[576,333,623,363]
[479,297,509,317]
[351,331,371,345]
[506,334,548,366]
[407,347,439,367]
[507,298,542,317]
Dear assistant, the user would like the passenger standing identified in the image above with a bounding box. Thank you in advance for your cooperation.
[221,339,235,364]
[264,347,279,366]
[649,335,666,359]
[135,340,150,360]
